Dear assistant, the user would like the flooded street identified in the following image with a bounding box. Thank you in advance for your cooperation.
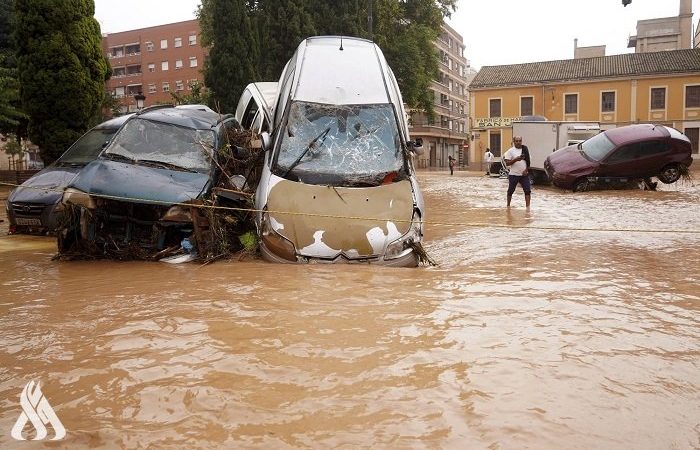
[1,172,699,449]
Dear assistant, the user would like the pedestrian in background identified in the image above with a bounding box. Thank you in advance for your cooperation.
[503,136,531,208]
[448,155,455,175]
[484,148,494,175]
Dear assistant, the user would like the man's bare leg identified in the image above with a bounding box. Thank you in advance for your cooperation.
[525,193,531,208]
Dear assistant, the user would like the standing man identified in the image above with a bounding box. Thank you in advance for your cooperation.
[484,148,494,175]
[503,136,531,208]
[448,155,455,175]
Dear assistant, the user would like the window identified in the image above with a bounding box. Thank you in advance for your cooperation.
[175,59,183,69]
[189,57,198,68]
[606,145,638,163]
[148,83,156,94]
[160,39,168,49]
[241,98,260,129]
[685,128,699,154]
[565,94,578,114]
[651,88,665,109]
[489,131,501,156]
[174,37,182,48]
[489,99,501,118]
[520,97,533,116]
[601,91,615,112]
[175,80,184,91]
[162,82,170,92]
[114,86,125,98]
[161,61,169,71]
[189,34,197,46]
[686,85,700,108]
[147,63,155,73]
[146,41,154,52]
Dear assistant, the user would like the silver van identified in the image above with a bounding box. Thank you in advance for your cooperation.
[252,36,425,267]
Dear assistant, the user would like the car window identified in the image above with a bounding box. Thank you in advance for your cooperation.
[580,132,615,161]
[241,98,259,130]
[606,145,639,164]
[637,140,667,157]
[105,118,214,172]
[59,128,118,164]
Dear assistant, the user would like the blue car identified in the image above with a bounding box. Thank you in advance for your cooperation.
[6,115,132,234]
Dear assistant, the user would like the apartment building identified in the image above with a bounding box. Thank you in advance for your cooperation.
[627,0,693,53]
[102,20,205,112]
[468,49,700,167]
[410,23,471,169]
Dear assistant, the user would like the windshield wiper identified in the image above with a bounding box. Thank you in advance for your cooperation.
[136,159,200,173]
[282,127,331,178]
[105,152,136,163]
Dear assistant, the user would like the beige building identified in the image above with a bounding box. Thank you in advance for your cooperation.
[628,0,693,52]
[102,20,206,112]
[409,23,471,169]
[469,49,700,166]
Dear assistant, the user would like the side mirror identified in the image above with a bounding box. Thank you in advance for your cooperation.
[261,132,272,152]
[408,137,424,156]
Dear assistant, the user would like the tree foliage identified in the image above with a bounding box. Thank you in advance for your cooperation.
[170,80,211,106]
[198,0,457,116]
[14,0,110,164]
[0,0,27,135]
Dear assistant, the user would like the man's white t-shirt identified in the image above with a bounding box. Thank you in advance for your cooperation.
[504,146,527,176]
[484,151,494,163]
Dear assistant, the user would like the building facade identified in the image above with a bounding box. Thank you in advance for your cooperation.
[627,0,693,52]
[468,49,700,166]
[101,20,205,112]
[409,23,471,169]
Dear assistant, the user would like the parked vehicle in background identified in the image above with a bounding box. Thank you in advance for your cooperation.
[58,105,241,256]
[6,114,132,234]
[255,36,425,267]
[235,82,277,133]
[545,124,693,192]
[513,120,600,184]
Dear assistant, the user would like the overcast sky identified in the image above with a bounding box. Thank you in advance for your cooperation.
[94,0,698,69]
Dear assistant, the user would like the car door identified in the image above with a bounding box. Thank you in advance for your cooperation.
[600,140,667,178]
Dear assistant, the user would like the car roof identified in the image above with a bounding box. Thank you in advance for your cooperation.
[604,123,670,145]
[292,36,391,105]
[135,105,223,130]
[94,113,134,130]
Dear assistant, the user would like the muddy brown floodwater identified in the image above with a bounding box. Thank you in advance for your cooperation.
[0,172,699,449]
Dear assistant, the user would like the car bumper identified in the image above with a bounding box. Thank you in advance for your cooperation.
[260,242,419,267]
[7,201,63,234]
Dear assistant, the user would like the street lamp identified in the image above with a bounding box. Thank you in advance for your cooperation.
[134,92,146,111]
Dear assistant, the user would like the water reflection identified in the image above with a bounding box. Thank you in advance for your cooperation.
[0,175,698,449]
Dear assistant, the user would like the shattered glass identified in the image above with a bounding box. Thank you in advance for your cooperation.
[274,102,407,186]
[105,118,214,172]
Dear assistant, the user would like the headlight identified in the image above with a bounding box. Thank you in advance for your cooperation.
[62,188,96,209]
[260,210,297,262]
[385,210,423,260]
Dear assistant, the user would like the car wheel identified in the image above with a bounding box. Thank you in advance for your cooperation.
[573,178,590,192]
[657,164,681,184]
[528,172,536,186]
[499,167,508,178]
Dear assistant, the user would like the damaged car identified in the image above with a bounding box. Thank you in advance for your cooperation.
[6,114,131,234]
[545,124,693,192]
[254,36,426,267]
[57,105,248,260]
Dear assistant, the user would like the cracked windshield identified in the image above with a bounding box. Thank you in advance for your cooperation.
[275,103,406,185]
[106,119,214,172]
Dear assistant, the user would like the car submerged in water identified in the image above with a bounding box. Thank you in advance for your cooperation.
[251,36,425,267]
[545,124,693,192]
[58,105,242,258]
[6,115,131,234]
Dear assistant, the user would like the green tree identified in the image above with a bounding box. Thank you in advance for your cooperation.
[200,0,259,113]
[0,0,27,135]
[170,80,211,106]
[14,0,110,164]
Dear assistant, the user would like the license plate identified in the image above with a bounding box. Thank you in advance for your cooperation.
[15,217,42,226]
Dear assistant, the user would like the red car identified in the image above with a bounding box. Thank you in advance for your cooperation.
[544,124,693,191]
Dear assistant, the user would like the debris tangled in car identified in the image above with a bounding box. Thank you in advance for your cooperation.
[56,106,265,263]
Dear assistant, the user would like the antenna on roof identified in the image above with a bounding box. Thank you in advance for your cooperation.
[340,36,344,51]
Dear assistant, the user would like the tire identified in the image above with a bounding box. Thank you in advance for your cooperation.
[573,178,590,192]
[499,167,508,178]
[528,172,536,186]
[657,164,681,184]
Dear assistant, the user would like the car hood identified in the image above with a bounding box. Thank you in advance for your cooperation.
[8,165,82,204]
[69,159,210,205]
[266,177,414,259]
[547,145,599,174]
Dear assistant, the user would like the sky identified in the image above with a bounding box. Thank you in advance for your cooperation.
[94,0,698,69]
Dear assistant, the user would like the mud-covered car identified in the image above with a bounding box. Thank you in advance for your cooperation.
[58,105,243,258]
[254,36,425,267]
[6,115,131,234]
[545,124,693,192]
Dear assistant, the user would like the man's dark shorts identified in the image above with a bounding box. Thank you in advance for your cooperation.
[507,174,531,196]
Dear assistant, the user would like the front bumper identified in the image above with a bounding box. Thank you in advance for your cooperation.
[260,241,419,267]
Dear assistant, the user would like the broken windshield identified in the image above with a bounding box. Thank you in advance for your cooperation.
[105,118,214,172]
[274,102,406,186]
